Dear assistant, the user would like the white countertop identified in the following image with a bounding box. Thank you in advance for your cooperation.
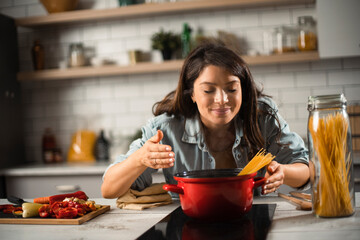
[0,193,359,240]
[0,162,110,176]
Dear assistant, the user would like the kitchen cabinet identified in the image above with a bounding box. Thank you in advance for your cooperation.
[14,0,318,81]
[317,0,360,58]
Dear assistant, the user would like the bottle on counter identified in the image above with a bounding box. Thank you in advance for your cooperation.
[181,23,192,59]
[307,94,355,217]
[297,16,317,51]
[32,40,45,70]
[94,130,110,161]
[42,128,56,163]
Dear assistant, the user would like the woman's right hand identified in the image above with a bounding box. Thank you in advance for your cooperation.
[139,130,174,169]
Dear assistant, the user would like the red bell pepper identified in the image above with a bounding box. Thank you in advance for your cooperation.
[49,191,88,204]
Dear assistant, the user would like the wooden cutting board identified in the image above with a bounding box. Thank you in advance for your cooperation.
[0,205,110,225]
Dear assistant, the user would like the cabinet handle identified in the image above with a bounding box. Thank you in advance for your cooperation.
[55,185,80,193]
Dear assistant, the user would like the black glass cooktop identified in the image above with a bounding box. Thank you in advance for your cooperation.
[136,204,276,240]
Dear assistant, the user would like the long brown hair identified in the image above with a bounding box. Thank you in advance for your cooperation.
[153,43,269,157]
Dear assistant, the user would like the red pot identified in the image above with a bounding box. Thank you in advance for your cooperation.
[163,169,266,221]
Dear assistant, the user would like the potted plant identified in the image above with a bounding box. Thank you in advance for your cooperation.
[151,29,181,60]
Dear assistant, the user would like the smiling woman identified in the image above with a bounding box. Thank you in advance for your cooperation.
[101,43,310,199]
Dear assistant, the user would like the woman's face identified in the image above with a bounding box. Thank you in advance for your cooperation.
[191,65,242,130]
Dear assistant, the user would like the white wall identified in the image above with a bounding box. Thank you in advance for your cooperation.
[1,0,360,163]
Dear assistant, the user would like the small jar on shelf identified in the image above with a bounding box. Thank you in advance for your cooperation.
[297,16,317,51]
[272,26,297,54]
[68,43,86,67]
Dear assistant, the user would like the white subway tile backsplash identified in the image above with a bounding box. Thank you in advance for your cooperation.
[72,102,99,116]
[58,87,85,102]
[296,72,327,87]
[343,57,360,69]
[26,4,47,17]
[111,21,139,38]
[328,70,360,85]
[14,0,38,6]
[23,105,44,119]
[260,9,291,26]
[311,86,344,97]
[83,24,109,41]
[263,73,295,89]
[229,10,259,29]
[45,103,72,117]
[97,39,125,55]
[198,14,227,31]
[85,84,114,100]
[58,27,82,43]
[32,89,58,103]
[310,59,342,71]
[0,0,12,8]
[129,97,156,114]
[279,61,311,72]
[0,6,26,18]
[100,99,128,114]
[344,86,360,102]
[280,88,311,104]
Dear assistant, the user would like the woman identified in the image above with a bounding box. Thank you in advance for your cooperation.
[101,43,309,199]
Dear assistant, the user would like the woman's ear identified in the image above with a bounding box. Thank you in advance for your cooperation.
[191,94,195,103]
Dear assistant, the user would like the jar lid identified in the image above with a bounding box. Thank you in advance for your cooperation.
[307,94,347,111]
[298,16,315,25]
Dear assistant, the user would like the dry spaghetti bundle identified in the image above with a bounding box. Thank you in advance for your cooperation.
[238,149,275,176]
[308,112,354,217]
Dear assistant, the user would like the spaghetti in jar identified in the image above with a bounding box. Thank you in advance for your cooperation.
[307,94,355,217]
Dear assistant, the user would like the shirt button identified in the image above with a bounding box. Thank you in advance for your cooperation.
[237,154,241,158]
[235,139,240,144]
[209,158,213,162]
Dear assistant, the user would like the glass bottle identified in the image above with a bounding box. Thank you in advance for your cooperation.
[273,26,297,54]
[32,40,44,70]
[297,16,317,51]
[69,43,85,67]
[307,94,355,218]
[94,130,110,161]
[42,128,56,163]
[181,23,192,58]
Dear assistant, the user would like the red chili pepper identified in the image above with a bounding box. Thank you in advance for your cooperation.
[56,207,78,219]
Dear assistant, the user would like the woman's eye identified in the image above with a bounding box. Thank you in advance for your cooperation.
[228,89,237,93]
[204,90,214,94]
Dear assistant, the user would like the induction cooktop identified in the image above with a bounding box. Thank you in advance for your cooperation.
[136,204,276,240]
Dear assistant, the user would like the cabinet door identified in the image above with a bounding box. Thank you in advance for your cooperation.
[0,14,25,169]
[317,0,360,58]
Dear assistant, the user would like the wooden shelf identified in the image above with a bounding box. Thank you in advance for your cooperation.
[17,51,319,81]
[16,0,315,27]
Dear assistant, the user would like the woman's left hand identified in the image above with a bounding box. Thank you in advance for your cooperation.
[262,161,284,195]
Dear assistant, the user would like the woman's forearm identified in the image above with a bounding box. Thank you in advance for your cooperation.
[101,148,147,199]
[283,162,310,188]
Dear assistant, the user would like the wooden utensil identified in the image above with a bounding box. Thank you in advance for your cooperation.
[278,193,312,211]
[289,191,311,201]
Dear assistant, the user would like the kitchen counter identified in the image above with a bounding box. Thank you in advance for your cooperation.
[0,162,109,176]
[0,193,359,240]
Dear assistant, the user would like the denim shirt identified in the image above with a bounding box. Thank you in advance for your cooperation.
[104,97,309,195]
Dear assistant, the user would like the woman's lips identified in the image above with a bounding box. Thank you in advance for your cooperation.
[212,107,231,115]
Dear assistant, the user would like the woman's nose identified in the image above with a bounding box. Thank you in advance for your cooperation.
[214,90,229,104]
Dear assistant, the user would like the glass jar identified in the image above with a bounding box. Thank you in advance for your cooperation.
[297,16,317,51]
[273,26,297,54]
[307,94,355,218]
[69,43,85,67]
